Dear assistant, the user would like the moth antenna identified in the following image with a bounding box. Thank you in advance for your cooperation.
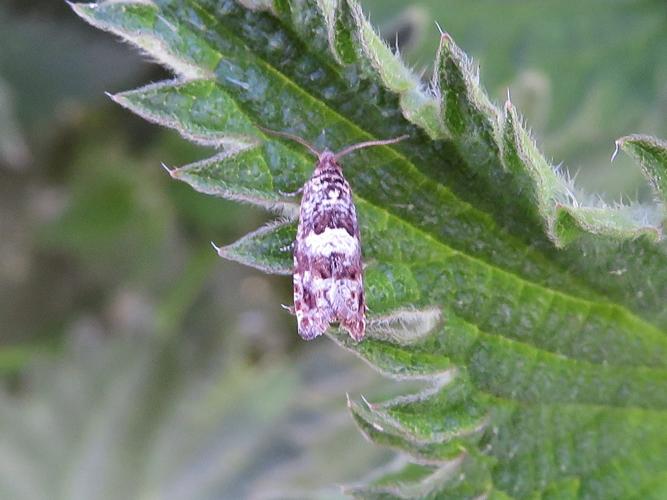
[257,126,321,158]
[333,135,409,161]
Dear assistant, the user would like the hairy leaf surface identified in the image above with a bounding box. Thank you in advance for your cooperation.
[73,0,667,497]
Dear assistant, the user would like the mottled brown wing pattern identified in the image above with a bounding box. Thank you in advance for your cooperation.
[292,153,365,341]
[257,127,408,342]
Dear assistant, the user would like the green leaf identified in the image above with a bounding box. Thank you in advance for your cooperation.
[614,134,667,204]
[363,0,667,197]
[73,0,667,497]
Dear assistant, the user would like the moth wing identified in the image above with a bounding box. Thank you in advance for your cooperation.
[291,159,365,341]
[332,252,365,341]
[293,253,333,341]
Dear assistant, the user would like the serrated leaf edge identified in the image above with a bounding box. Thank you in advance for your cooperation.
[70,1,215,80]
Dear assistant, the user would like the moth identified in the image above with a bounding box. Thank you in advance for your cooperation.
[261,127,408,342]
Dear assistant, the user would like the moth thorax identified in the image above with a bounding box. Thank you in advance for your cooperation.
[318,151,336,163]
[317,151,340,171]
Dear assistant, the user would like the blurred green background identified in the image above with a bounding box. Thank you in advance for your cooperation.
[0,1,665,498]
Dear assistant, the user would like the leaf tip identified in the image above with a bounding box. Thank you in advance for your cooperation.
[505,86,513,106]
[68,1,105,27]
[611,138,622,163]
[360,393,375,410]
[160,162,177,178]
[280,303,295,315]
[504,98,513,115]
[210,241,222,255]
[67,1,92,16]
[367,307,442,345]
[105,90,129,108]
[440,32,453,46]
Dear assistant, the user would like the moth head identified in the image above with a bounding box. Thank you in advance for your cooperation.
[318,150,336,164]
